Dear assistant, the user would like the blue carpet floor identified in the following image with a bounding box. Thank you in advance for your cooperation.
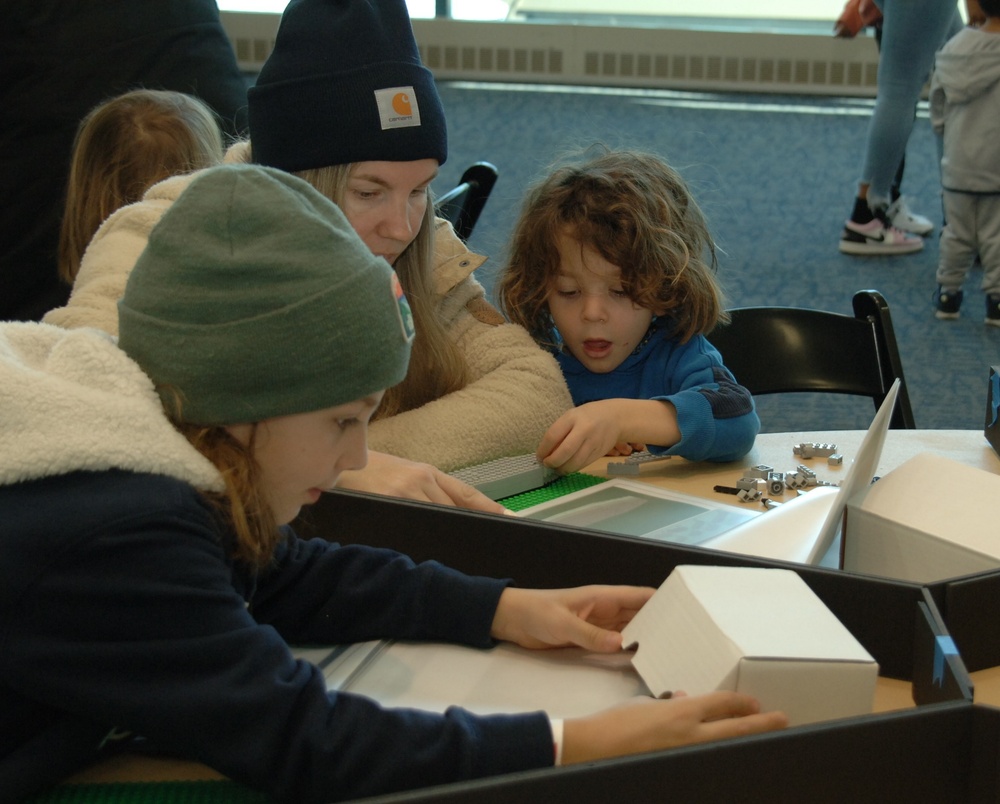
[431,81,1000,432]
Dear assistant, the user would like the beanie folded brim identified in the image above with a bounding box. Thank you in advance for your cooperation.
[249,61,447,172]
[118,165,413,426]
[119,269,409,425]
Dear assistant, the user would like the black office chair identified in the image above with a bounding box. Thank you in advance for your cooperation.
[706,289,916,429]
[433,161,499,242]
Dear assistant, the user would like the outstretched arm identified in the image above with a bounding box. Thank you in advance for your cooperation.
[490,585,655,653]
[562,693,788,763]
[336,450,504,513]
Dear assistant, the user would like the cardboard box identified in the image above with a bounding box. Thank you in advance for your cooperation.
[620,565,878,726]
[844,452,1000,583]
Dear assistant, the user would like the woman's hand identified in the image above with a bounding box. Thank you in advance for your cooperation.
[336,451,505,513]
[562,693,789,764]
[490,586,654,653]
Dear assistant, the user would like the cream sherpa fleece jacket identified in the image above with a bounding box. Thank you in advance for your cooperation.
[0,323,222,491]
[43,166,571,472]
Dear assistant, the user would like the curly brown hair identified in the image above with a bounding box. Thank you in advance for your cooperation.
[497,148,727,349]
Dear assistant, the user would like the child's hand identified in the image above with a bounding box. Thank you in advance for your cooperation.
[536,400,627,473]
[562,693,788,764]
[490,585,654,653]
[606,441,646,456]
[537,399,679,473]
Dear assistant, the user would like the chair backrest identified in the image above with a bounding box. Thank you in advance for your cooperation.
[706,289,916,429]
[433,161,498,242]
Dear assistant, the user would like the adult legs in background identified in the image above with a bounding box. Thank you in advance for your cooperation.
[859,0,962,208]
[874,22,932,235]
[840,0,962,255]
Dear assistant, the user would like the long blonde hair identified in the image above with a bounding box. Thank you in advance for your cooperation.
[497,147,726,348]
[58,89,224,283]
[292,162,468,418]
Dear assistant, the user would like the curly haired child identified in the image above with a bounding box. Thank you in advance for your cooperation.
[497,148,759,473]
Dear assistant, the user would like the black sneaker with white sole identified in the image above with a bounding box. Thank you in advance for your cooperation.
[934,286,962,320]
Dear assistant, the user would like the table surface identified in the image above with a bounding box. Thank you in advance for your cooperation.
[587,429,1000,506]
[65,429,1000,785]
[582,429,1000,716]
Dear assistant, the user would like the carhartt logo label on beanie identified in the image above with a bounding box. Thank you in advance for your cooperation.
[375,86,421,130]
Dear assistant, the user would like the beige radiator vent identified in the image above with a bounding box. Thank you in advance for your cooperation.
[222,13,879,97]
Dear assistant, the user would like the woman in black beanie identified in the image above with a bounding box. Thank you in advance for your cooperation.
[46,0,575,511]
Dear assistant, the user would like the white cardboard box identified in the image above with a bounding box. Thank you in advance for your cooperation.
[843,452,1000,583]
[621,565,878,726]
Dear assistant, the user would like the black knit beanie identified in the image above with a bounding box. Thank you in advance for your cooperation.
[247,0,448,172]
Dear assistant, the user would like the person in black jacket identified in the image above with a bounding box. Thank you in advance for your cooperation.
[0,0,248,321]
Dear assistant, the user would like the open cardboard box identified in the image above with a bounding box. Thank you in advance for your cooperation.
[843,452,1000,583]
[621,565,878,726]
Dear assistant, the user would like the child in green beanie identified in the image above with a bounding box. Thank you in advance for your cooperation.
[0,164,786,802]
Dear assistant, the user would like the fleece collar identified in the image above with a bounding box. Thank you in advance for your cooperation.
[0,323,223,491]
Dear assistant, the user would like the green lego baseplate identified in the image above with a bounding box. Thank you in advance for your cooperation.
[499,471,607,511]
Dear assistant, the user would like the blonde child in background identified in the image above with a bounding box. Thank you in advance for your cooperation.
[498,148,759,474]
[55,88,224,285]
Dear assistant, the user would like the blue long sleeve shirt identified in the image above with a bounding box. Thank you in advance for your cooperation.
[554,321,759,462]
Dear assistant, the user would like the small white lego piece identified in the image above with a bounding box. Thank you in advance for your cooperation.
[736,477,766,492]
[766,471,785,495]
[606,450,673,475]
[746,464,773,479]
[795,442,838,459]
[736,487,763,503]
[827,454,844,466]
[785,471,807,490]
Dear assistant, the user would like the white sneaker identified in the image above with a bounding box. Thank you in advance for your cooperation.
[886,198,934,236]
[839,216,924,256]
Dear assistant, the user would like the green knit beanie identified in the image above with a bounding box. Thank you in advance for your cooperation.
[118,164,414,425]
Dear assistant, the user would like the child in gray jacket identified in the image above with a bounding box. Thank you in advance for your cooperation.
[930,3,1000,325]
